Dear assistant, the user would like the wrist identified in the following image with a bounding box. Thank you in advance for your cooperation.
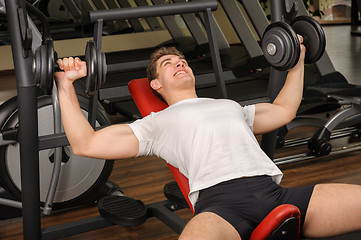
[57,79,74,93]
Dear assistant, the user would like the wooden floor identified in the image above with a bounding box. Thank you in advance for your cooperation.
[1,25,361,239]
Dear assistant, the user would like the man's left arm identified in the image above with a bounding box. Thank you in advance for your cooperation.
[253,37,305,135]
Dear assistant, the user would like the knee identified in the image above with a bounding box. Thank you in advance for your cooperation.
[179,232,209,240]
[179,225,215,240]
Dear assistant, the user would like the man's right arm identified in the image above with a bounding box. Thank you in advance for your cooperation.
[55,57,139,160]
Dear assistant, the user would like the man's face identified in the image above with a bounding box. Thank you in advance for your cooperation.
[151,54,195,93]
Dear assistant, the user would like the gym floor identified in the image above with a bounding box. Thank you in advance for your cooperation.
[1,25,361,239]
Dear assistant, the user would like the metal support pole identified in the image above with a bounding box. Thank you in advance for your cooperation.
[203,8,227,98]
[261,0,289,160]
[5,0,41,238]
[43,84,63,215]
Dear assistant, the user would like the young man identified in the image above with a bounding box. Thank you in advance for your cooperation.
[55,39,361,240]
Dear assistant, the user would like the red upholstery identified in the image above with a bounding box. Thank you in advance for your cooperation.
[128,78,168,117]
[128,78,194,213]
[250,204,301,240]
[128,78,300,239]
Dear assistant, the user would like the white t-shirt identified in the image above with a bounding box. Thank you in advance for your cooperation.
[129,98,283,208]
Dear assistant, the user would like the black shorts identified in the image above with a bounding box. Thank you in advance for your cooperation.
[194,175,314,240]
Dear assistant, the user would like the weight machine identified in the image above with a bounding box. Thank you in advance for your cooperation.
[0,0,115,219]
[2,1,223,239]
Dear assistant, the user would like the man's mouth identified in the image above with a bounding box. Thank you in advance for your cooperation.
[174,70,187,76]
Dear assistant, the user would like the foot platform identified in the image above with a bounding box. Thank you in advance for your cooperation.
[98,195,147,226]
[163,181,189,209]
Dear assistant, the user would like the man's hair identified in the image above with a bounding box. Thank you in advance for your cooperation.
[147,47,185,81]
[146,47,185,103]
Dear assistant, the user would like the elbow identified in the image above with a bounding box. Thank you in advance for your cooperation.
[70,144,90,157]
[68,134,95,157]
[284,111,297,124]
[71,145,83,156]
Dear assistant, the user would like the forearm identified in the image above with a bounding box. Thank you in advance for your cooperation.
[253,66,304,135]
[57,81,95,155]
[253,38,305,134]
[273,61,304,119]
[55,57,139,159]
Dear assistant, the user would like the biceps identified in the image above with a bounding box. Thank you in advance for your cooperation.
[88,125,139,159]
[253,103,292,135]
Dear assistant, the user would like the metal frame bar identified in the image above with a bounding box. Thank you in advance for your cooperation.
[193,0,230,50]
[151,0,185,40]
[115,0,144,32]
[325,104,361,131]
[203,8,227,98]
[92,0,131,32]
[240,0,269,38]
[218,0,263,58]
[294,0,336,76]
[173,0,208,45]
[42,200,187,239]
[88,0,218,22]
[98,69,238,101]
[4,0,41,239]
[134,0,163,31]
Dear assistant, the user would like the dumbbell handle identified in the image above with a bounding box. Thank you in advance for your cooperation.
[53,61,85,73]
[54,63,61,72]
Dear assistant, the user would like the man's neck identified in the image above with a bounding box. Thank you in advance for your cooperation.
[165,91,198,106]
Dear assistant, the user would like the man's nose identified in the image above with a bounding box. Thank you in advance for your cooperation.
[176,62,184,68]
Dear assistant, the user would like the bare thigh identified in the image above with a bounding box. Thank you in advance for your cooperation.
[303,183,361,238]
[179,212,241,240]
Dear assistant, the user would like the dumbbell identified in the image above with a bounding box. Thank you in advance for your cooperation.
[33,38,107,95]
[261,16,326,71]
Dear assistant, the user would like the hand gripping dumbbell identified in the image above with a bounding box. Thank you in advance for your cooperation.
[262,16,326,71]
[33,38,107,95]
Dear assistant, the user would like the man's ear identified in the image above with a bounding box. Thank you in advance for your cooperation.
[150,79,161,91]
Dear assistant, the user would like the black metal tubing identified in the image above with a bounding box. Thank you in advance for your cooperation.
[42,215,114,240]
[203,8,227,98]
[270,0,285,22]
[90,0,226,99]
[41,200,186,239]
[260,0,289,159]
[147,201,187,234]
[89,0,217,23]
[5,0,41,239]
[25,1,49,42]
[38,133,69,150]
[38,126,105,151]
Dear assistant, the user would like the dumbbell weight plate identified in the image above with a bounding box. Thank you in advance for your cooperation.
[34,47,42,86]
[101,53,107,87]
[45,39,55,95]
[85,40,97,95]
[96,49,103,91]
[87,41,107,94]
[34,39,54,95]
[262,22,300,71]
[290,16,326,64]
